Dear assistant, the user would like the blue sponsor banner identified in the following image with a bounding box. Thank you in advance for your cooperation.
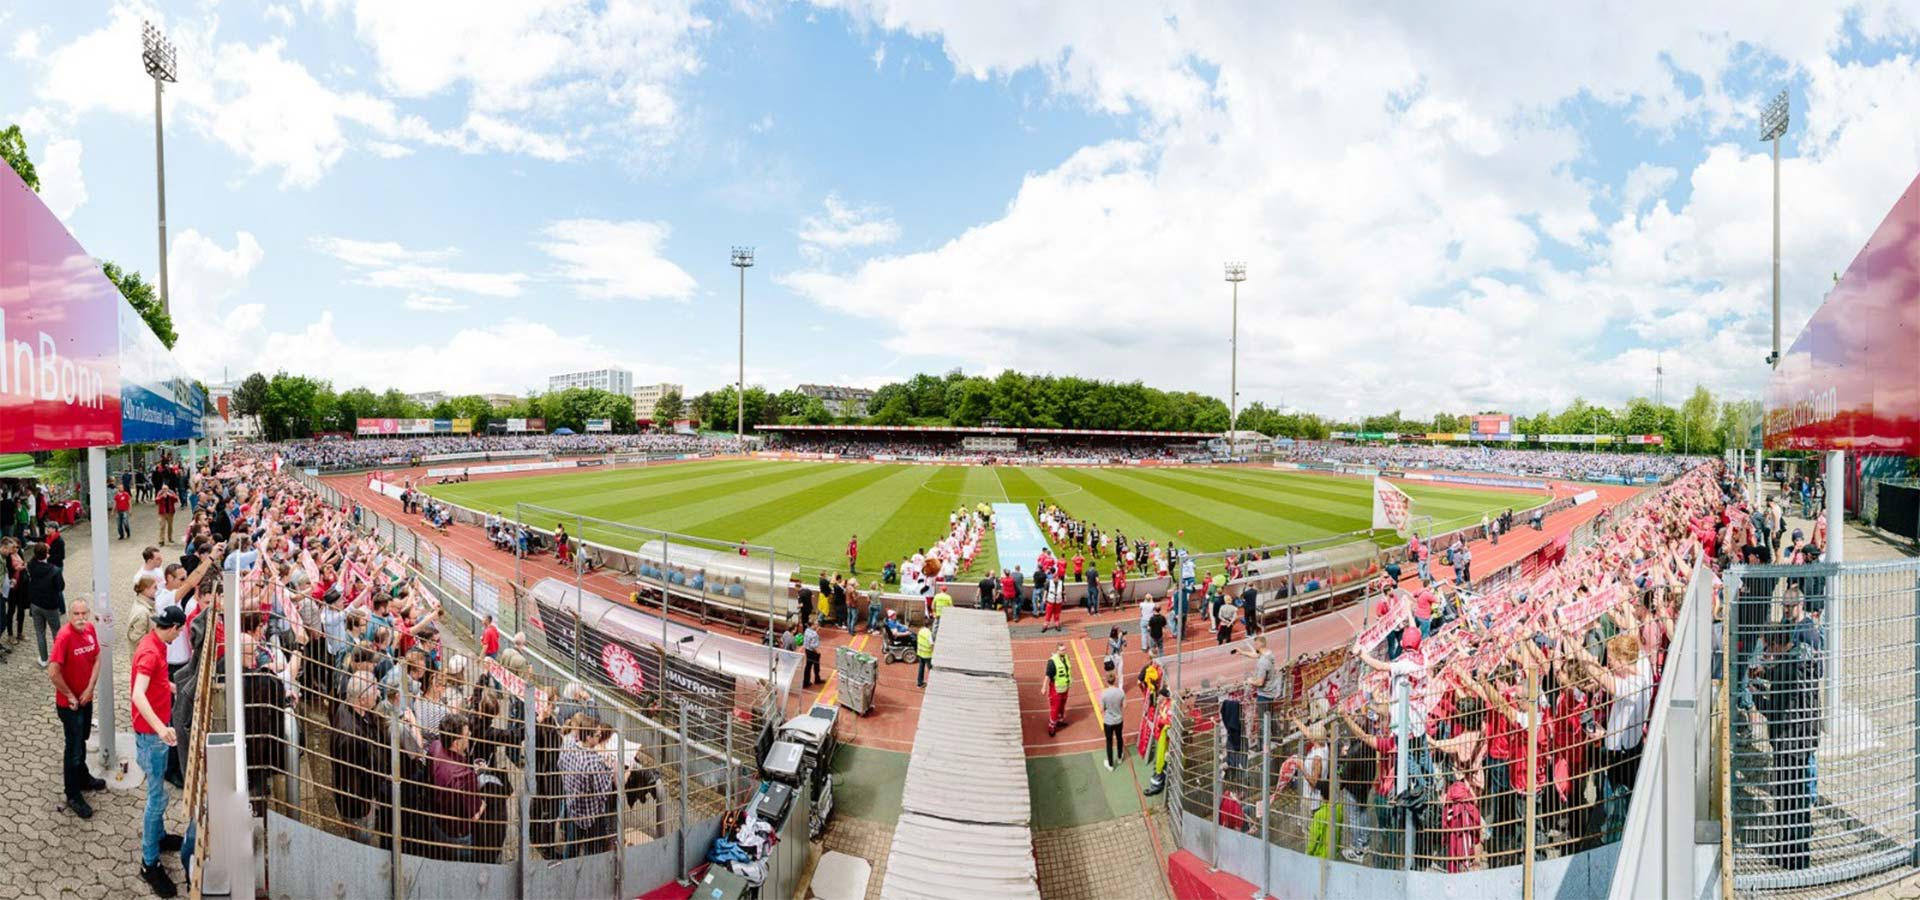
[117,302,204,442]
[433,418,453,433]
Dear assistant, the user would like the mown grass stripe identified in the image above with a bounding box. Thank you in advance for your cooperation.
[679,464,904,550]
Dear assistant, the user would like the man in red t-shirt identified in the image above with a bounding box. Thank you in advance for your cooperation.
[154,485,179,546]
[846,534,859,574]
[481,615,500,658]
[49,597,104,817]
[133,605,186,897]
[113,487,133,540]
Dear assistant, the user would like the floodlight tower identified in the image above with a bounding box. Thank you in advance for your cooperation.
[142,20,179,316]
[1760,89,1789,368]
[731,247,755,439]
[1225,262,1247,454]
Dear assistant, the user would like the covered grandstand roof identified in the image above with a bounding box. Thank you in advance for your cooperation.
[755,423,1218,438]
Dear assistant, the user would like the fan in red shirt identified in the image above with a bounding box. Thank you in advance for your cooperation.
[131,605,186,893]
[846,534,859,574]
[49,597,104,817]
[481,615,501,658]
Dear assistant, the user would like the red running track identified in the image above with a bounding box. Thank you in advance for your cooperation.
[324,467,1641,758]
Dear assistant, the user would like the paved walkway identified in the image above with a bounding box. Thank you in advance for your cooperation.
[0,502,187,900]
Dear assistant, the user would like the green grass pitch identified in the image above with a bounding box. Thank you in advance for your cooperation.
[421,460,1547,577]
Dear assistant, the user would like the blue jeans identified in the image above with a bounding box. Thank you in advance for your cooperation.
[1417,559,1431,583]
[867,603,884,633]
[137,732,172,866]
[1415,615,1431,639]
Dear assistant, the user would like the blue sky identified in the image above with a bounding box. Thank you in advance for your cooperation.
[6,2,1920,418]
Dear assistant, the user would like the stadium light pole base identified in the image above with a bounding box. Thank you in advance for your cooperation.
[98,732,147,791]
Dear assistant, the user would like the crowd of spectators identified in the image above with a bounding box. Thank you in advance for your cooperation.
[89,450,672,896]
[269,433,740,469]
[1286,443,1709,481]
[1174,457,1834,874]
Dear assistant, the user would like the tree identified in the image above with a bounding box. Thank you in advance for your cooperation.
[334,387,378,428]
[259,372,328,440]
[652,389,685,425]
[1679,386,1719,455]
[447,394,494,431]
[0,124,37,191]
[233,372,270,417]
[100,262,177,348]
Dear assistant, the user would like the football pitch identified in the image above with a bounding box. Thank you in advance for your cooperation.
[421,459,1547,575]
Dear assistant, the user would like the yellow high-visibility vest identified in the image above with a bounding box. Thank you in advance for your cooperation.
[917,627,934,658]
[1050,653,1071,691]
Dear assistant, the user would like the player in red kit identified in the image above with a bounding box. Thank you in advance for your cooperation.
[847,534,859,574]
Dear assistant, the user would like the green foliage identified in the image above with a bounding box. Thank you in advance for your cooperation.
[259,372,330,440]
[651,389,685,425]
[0,124,37,192]
[100,262,177,349]
[234,373,270,417]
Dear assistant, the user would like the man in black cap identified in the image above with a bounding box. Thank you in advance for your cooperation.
[1755,591,1823,872]
[132,604,190,898]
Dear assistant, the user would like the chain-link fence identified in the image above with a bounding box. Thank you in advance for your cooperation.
[1723,557,1920,898]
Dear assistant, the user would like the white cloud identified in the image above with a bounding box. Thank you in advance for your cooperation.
[313,236,529,297]
[350,0,709,146]
[405,294,467,312]
[796,193,900,258]
[10,28,40,60]
[253,312,649,393]
[36,138,86,220]
[871,46,885,71]
[264,5,296,28]
[166,229,269,378]
[537,218,698,301]
[786,1,1920,415]
[18,5,605,187]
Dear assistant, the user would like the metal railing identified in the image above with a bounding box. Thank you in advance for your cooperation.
[1723,556,1920,898]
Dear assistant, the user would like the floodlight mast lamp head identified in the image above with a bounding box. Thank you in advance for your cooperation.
[731,247,755,268]
[143,20,178,83]
[1759,90,1789,142]
[1224,262,1247,283]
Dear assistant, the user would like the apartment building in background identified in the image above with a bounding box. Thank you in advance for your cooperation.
[632,382,685,419]
[548,367,633,396]
[798,383,876,417]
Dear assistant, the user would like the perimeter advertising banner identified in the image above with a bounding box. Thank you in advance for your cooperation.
[433,418,452,433]
[451,418,473,434]
[118,302,206,442]
[0,164,123,450]
[356,418,398,436]
[1766,171,1920,454]
[585,418,612,432]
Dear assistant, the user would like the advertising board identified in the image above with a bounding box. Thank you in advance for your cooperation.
[0,165,123,450]
[585,418,612,432]
[117,300,205,442]
[1471,414,1513,437]
[433,418,452,433]
[356,418,398,436]
[451,417,473,434]
[1766,171,1920,453]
